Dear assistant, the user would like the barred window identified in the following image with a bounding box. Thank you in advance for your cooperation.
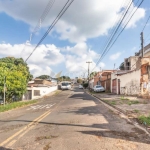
[34,90,40,96]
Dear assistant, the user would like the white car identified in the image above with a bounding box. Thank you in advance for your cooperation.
[79,85,83,89]
[61,82,71,90]
[93,85,105,92]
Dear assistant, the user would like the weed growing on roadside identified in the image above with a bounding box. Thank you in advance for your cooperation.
[128,101,139,105]
[138,115,150,126]
[133,109,139,113]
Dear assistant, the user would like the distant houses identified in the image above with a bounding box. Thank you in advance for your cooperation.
[23,78,58,100]
[89,43,150,98]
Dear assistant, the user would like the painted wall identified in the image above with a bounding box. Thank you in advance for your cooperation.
[111,69,140,95]
[23,86,58,100]
[89,79,94,89]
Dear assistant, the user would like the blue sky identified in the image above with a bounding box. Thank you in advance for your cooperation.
[0,0,150,78]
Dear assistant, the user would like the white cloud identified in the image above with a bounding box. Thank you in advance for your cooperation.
[0,43,64,77]
[0,42,104,77]
[110,52,121,60]
[62,42,105,73]
[124,5,145,29]
[0,0,145,43]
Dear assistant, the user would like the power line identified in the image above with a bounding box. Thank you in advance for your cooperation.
[20,0,55,57]
[91,0,144,72]
[142,15,150,32]
[25,0,74,62]
[100,0,144,61]
[91,0,134,71]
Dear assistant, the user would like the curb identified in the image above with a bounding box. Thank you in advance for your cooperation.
[85,90,150,136]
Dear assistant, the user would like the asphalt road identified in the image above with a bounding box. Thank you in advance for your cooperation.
[0,86,150,150]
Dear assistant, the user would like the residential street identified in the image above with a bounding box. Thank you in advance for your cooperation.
[0,86,150,150]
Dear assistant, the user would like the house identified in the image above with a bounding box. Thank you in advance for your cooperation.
[100,70,115,92]
[111,69,140,95]
[89,72,102,89]
[23,78,58,100]
[124,56,139,70]
[89,70,115,91]
[111,56,150,97]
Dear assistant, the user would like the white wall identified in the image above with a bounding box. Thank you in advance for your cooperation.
[89,79,94,89]
[28,86,58,100]
[111,70,140,95]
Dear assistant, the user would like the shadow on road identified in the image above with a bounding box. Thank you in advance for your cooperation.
[0,147,12,150]
[0,119,150,144]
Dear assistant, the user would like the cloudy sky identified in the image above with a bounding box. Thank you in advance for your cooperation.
[0,0,150,78]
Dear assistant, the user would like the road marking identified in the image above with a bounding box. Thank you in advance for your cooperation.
[0,93,68,147]
[0,110,51,147]
[26,103,55,110]
[7,111,51,147]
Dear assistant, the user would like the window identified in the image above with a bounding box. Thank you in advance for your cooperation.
[96,85,102,88]
[34,90,40,96]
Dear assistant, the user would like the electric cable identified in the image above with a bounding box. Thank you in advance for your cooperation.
[25,0,74,62]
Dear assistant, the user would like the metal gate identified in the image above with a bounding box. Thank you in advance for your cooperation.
[112,79,117,94]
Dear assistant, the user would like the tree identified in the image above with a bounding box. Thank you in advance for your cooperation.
[77,78,83,83]
[0,57,33,102]
[83,82,88,89]
[90,71,97,78]
[57,76,71,82]
[36,75,50,79]
[119,62,125,70]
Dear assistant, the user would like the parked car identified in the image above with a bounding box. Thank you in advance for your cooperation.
[79,85,83,89]
[93,85,105,92]
[61,82,71,90]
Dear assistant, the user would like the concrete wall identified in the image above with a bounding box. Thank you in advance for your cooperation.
[111,69,140,95]
[23,86,58,100]
[89,79,94,89]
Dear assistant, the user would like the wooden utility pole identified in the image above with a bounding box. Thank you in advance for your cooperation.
[141,32,144,57]
[86,61,92,88]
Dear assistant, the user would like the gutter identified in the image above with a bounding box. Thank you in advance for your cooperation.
[85,90,150,136]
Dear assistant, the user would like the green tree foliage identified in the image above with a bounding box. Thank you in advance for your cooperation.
[83,83,88,89]
[57,76,71,81]
[36,75,50,79]
[77,78,83,83]
[0,57,33,102]
[119,62,125,70]
[90,71,97,78]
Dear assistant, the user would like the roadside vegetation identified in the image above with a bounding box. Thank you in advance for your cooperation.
[138,115,150,126]
[0,57,33,103]
[0,100,37,112]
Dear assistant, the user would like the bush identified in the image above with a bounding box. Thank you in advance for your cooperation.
[83,83,88,89]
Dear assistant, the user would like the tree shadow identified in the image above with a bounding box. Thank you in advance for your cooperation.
[0,119,150,144]
[78,129,150,144]
[0,147,12,150]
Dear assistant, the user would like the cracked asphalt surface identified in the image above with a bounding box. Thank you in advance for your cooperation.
[0,86,150,150]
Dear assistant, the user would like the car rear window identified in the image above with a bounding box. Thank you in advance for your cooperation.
[62,83,68,86]
[96,86,102,88]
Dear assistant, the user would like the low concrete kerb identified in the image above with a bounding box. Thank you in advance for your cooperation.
[85,90,150,137]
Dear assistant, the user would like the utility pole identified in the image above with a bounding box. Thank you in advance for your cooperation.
[86,61,92,88]
[141,32,144,57]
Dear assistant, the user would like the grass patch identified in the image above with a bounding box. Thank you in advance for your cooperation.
[138,115,150,126]
[120,96,130,100]
[133,109,139,113]
[128,100,139,105]
[0,100,37,112]
[54,90,61,95]
[104,100,116,105]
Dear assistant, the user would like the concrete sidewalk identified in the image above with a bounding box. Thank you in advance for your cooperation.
[86,90,150,130]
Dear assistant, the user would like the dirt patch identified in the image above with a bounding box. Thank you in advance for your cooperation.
[35,135,58,141]
[43,142,51,150]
